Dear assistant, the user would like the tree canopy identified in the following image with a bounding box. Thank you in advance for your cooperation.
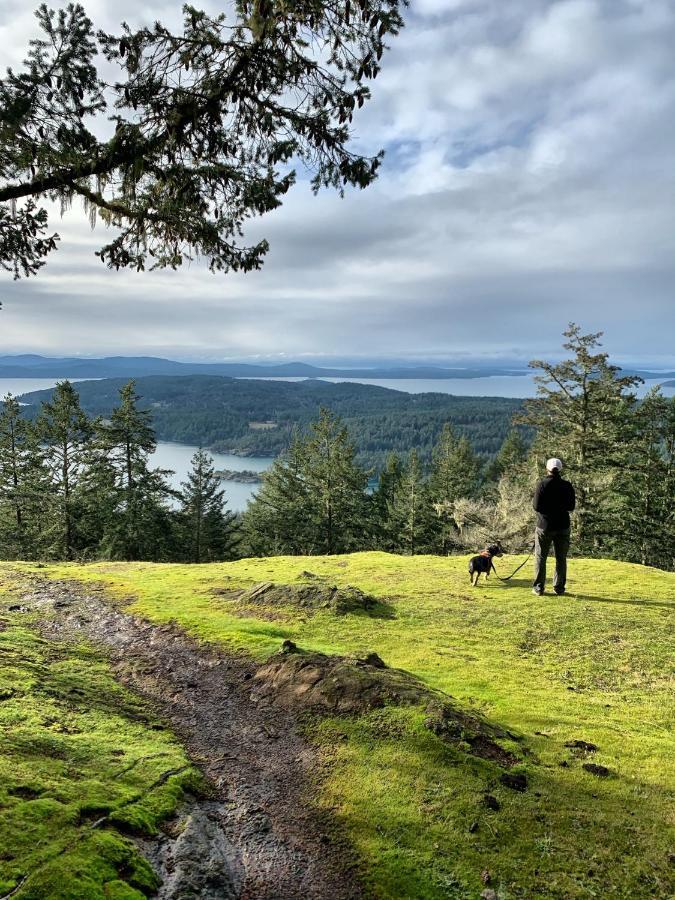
[0,0,406,279]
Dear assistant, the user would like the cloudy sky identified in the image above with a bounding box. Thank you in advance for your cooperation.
[1,0,674,364]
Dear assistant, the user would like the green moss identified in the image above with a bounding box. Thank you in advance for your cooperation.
[6,554,675,898]
[0,573,199,898]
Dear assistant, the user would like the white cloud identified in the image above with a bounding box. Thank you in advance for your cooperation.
[1,0,674,361]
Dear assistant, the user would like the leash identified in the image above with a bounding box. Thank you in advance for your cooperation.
[491,543,535,582]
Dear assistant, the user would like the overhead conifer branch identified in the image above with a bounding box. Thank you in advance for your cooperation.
[0,0,406,279]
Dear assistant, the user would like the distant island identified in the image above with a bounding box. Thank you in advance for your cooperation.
[17,375,524,470]
[215,469,263,484]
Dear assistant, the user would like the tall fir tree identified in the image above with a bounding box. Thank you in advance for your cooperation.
[484,429,528,482]
[371,452,403,551]
[179,450,239,562]
[662,397,675,570]
[302,408,369,555]
[36,381,93,559]
[94,381,174,560]
[520,324,641,553]
[1,2,404,279]
[243,412,368,556]
[242,434,315,556]
[611,389,672,567]
[0,395,51,558]
[428,423,481,553]
[390,450,434,555]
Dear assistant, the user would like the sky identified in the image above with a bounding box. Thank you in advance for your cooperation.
[1,0,674,364]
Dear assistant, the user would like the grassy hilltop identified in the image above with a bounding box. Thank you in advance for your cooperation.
[1,554,674,898]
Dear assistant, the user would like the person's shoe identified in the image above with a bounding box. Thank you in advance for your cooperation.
[554,588,565,596]
[532,586,544,596]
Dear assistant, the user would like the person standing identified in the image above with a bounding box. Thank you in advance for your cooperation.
[532,458,576,596]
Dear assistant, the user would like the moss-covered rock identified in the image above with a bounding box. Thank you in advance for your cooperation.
[213,580,385,616]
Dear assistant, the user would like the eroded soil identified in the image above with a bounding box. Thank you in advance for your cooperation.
[9,573,364,900]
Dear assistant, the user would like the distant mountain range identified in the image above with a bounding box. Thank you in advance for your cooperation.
[0,354,529,380]
[2,354,674,383]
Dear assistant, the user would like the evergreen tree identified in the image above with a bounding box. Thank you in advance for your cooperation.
[662,397,675,571]
[390,450,434,555]
[243,411,368,556]
[611,389,672,568]
[429,424,481,502]
[242,434,315,556]
[428,423,481,553]
[371,452,403,550]
[179,450,239,562]
[94,381,174,560]
[302,408,369,554]
[0,395,51,558]
[36,381,93,559]
[520,324,641,552]
[484,429,528,482]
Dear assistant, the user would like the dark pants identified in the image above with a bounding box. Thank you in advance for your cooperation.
[533,527,570,593]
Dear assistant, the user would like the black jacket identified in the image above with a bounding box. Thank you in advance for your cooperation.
[533,473,576,531]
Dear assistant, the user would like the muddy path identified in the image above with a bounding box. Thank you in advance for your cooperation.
[11,573,364,900]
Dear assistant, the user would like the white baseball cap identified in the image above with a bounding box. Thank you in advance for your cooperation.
[546,458,563,471]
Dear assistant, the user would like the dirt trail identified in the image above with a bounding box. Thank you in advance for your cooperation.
[13,574,363,900]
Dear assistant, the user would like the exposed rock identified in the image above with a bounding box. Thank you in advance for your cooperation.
[481,890,498,900]
[583,763,612,778]
[140,803,244,899]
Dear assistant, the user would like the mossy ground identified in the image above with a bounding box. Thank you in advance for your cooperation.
[0,571,202,899]
[6,553,675,899]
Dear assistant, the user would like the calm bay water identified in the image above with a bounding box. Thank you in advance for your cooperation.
[150,442,270,511]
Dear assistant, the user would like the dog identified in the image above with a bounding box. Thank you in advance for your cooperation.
[468,543,504,586]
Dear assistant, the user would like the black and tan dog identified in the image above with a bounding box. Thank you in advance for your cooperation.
[468,543,504,586]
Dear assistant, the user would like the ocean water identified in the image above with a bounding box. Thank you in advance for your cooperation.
[243,373,675,399]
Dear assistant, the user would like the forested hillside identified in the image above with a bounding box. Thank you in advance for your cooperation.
[20,376,522,467]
